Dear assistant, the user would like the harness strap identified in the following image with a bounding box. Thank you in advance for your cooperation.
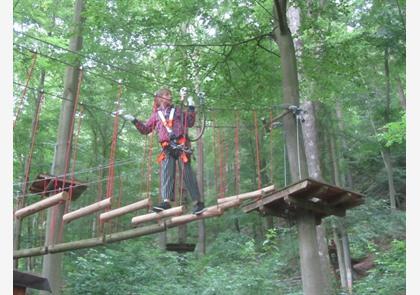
[157,107,175,134]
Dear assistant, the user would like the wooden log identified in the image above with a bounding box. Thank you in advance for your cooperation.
[63,198,111,224]
[217,185,275,204]
[14,192,69,219]
[217,198,241,210]
[14,223,166,258]
[131,205,184,225]
[99,198,151,222]
[167,206,223,226]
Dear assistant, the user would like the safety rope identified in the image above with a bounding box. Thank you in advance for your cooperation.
[60,67,84,191]
[58,106,84,242]
[234,111,240,195]
[146,131,155,201]
[105,81,123,200]
[217,128,225,198]
[13,50,38,129]
[19,90,45,202]
[253,111,262,189]
[269,111,274,184]
[212,122,219,198]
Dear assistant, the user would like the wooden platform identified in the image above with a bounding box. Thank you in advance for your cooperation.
[165,243,196,253]
[242,178,364,223]
[29,173,87,200]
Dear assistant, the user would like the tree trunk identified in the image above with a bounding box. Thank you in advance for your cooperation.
[335,102,353,187]
[41,0,84,293]
[301,101,335,293]
[395,76,406,110]
[333,225,347,288]
[327,113,353,292]
[369,117,397,210]
[273,2,325,294]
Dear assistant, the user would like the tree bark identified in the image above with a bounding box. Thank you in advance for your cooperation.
[41,0,84,293]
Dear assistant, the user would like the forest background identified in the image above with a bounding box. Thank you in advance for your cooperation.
[5,0,419,294]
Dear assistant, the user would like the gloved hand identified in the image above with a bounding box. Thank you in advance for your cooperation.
[122,114,135,122]
[187,96,195,107]
[180,87,188,101]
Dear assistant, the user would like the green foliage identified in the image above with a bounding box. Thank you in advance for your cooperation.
[377,112,406,147]
[353,240,405,295]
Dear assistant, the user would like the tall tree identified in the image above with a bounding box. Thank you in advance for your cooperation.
[41,0,85,293]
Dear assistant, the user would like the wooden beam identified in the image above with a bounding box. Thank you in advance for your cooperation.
[131,206,184,225]
[285,196,345,217]
[14,192,69,219]
[99,198,151,222]
[166,205,223,226]
[217,185,275,204]
[242,180,310,213]
[14,223,167,258]
[63,198,111,224]
[329,192,353,206]
[217,198,241,210]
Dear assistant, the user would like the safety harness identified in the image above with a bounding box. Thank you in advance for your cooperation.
[156,107,192,164]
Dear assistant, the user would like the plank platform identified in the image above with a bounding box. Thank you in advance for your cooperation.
[166,243,196,253]
[242,178,364,222]
[29,173,87,200]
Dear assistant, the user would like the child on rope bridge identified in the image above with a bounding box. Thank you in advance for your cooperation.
[120,88,205,215]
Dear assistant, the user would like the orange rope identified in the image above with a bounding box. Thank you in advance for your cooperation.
[253,111,262,189]
[269,111,274,183]
[234,112,240,195]
[218,128,225,198]
[61,67,84,190]
[105,82,123,200]
[20,91,45,199]
[146,132,155,201]
[13,51,38,129]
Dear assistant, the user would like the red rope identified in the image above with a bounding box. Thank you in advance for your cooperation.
[96,165,104,234]
[61,67,84,190]
[105,82,123,200]
[179,106,189,203]
[218,128,225,198]
[59,106,84,242]
[13,51,38,129]
[140,135,149,194]
[269,111,274,183]
[21,91,45,199]
[253,111,262,189]
[146,132,155,201]
[212,121,218,198]
[234,112,240,195]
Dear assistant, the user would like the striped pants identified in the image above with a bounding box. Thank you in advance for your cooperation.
[160,148,201,203]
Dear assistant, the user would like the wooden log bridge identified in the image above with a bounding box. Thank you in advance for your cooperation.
[100,198,151,222]
[63,198,111,224]
[242,178,364,223]
[14,192,69,219]
[13,202,224,259]
[217,185,275,204]
[131,205,185,225]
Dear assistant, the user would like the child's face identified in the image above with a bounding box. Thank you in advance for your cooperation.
[160,92,172,107]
